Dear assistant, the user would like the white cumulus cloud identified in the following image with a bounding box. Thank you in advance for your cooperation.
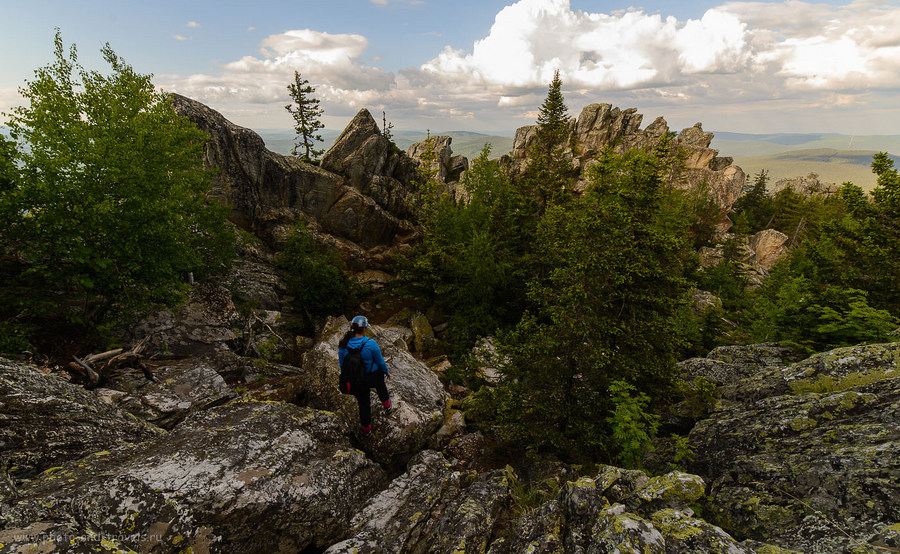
[420,0,751,89]
[157,0,900,134]
[157,29,395,123]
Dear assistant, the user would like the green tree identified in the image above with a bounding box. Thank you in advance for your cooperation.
[535,69,569,153]
[468,145,696,459]
[285,71,324,162]
[401,144,529,356]
[0,32,233,332]
[522,70,577,212]
[276,221,358,321]
[731,170,773,234]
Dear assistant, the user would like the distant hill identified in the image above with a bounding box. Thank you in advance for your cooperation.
[711,132,900,190]
[257,129,514,161]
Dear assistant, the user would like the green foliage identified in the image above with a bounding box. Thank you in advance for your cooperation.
[677,377,720,418]
[672,434,695,468]
[731,170,773,235]
[400,144,530,356]
[606,380,660,469]
[749,269,897,353]
[0,32,233,331]
[521,71,577,212]
[285,71,324,162]
[0,320,32,355]
[276,221,359,318]
[472,145,696,460]
[535,70,569,151]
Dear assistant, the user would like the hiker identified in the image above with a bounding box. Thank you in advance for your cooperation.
[338,315,393,437]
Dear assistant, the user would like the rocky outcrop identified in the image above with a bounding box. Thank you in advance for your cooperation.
[406,135,469,188]
[130,281,242,359]
[172,96,419,266]
[508,103,745,214]
[748,229,790,271]
[2,401,387,553]
[772,173,841,197]
[689,343,900,552]
[299,316,449,467]
[699,229,791,286]
[0,358,164,480]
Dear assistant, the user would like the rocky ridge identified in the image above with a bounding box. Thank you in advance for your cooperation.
[507,103,746,217]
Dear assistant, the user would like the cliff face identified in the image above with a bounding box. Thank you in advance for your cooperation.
[172,95,420,267]
[508,103,746,216]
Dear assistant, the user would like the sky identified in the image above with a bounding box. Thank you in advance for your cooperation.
[2,0,899,136]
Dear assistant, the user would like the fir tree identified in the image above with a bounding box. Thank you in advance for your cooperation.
[524,69,576,211]
[285,71,324,162]
[535,69,569,150]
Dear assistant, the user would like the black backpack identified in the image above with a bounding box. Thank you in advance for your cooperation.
[339,338,368,394]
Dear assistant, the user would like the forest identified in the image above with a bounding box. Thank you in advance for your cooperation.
[2,36,899,470]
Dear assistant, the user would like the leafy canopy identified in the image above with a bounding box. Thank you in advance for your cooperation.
[0,31,233,333]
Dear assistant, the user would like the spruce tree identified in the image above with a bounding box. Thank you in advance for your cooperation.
[524,69,575,211]
[285,71,324,162]
[536,69,569,149]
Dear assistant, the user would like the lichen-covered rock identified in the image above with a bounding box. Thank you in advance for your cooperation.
[488,465,743,554]
[325,450,510,554]
[3,401,387,553]
[677,343,801,398]
[0,358,163,480]
[98,358,236,429]
[129,281,241,359]
[689,343,900,552]
[409,311,435,352]
[629,471,706,512]
[650,509,750,553]
[300,317,449,466]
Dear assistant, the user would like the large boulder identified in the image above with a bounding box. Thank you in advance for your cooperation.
[689,342,900,552]
[97,358,236,429]
[326,450,511,554]
[0,358,163,481]
[172,96,418,265]
[300,317,449,466]
[2,401,387,553]
[129,281,242,359]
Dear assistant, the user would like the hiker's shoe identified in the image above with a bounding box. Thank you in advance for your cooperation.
[382,400,394,414]
[360,426,372,438]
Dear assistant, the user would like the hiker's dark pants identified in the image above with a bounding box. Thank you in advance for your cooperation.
[354,371,390,428]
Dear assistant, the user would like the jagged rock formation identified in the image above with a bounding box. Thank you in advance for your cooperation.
[406,135,469,199]
[0,358,164,480]
[687,343,900,552]
[172,96,421,267]
[699,228,791,285]
[507,103,745,216]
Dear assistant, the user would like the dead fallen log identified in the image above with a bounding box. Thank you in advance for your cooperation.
[69,336,151,387]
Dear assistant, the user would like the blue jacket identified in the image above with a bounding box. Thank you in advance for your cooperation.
[338,336,389,374]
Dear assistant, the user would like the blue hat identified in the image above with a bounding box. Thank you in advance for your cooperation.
[351,315,369,328]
